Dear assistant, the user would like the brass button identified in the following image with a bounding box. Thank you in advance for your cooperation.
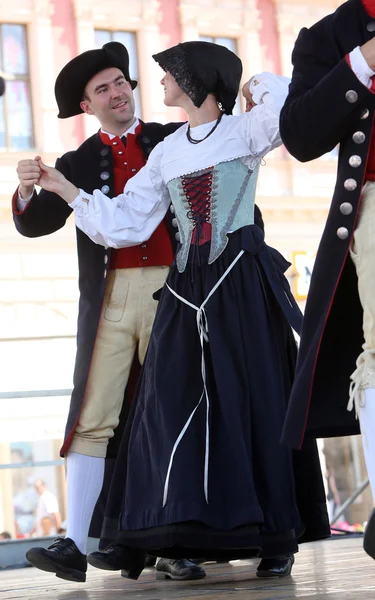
[340,202,353,216]
[348,155,362,168]
[344,178,357,191]
[345,90,358,103]
[353,131,365,144]
[340,203,353,215]
[337,227,349,240]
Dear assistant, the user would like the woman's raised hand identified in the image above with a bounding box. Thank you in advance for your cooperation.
[37,157,67,194]
[242,79,256,112]
[37,157,80,204]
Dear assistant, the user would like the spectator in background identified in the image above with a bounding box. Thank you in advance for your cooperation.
[41,516,56,537]
[0,531,12,540]
[33,480,61,537]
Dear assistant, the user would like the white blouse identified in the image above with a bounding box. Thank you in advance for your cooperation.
[70,72,290,249]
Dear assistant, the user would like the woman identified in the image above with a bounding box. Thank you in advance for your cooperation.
[36,41,329,578]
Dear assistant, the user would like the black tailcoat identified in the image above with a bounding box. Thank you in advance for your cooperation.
[12,120,267,536]
[13,121,182,456]
[280,0,375,447]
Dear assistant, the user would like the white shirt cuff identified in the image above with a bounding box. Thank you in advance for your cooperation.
[349,46,375,89]
[249,73,291,105]
[17,189,34,211]
[70,189,93,211]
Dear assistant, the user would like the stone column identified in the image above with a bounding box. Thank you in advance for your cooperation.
[73,0,97,139]
[238,0,263,77]
[29,0,63,152]
[138,0,167,123]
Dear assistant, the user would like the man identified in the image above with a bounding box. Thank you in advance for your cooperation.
[15,41,205,583]
[33,480,61,537]
[279,0,375,560]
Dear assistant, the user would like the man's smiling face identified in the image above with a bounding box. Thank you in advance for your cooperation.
[80,67,136,132]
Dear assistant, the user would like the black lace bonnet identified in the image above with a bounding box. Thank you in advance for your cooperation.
[152,41,242,115]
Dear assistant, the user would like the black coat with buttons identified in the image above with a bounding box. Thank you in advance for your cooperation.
[13,121,183,456]
[280,0,375,448]
[13,120,267,459]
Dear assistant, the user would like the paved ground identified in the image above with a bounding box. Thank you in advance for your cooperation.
[1,537,374,600]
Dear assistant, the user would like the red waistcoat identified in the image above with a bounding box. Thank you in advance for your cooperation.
[362,0,375,179]
[99,125,174,269]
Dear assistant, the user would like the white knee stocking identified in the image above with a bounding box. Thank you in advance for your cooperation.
[359,388,375,503]
[65,452,105,555]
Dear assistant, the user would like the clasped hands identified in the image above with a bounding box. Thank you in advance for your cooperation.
[17,157,79,204]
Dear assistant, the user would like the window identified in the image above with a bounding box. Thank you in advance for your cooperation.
[0,24,34,150]
[199,36,241,116]
[95,30,142,118]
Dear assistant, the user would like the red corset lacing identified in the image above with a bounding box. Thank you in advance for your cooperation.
[181,169,214,245]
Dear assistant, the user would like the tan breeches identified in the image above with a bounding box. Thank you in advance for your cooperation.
[349,182,375,500]
[69,266,168,458]
[349,181,375,402]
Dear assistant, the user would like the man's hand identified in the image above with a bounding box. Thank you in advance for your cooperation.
[360,38,375,71]
[37,158,79,204]
[16,158,41,199]
[242,79,256,112]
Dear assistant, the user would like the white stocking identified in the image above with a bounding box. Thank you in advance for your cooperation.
[65,452,105,555]
[359,388,375,503]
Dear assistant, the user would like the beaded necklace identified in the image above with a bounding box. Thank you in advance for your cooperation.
[186,111,224,144]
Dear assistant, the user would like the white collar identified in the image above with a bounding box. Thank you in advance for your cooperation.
[101,117,140,140]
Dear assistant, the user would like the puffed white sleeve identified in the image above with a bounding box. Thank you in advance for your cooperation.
[241,72,291,158]
[70,141,169,248]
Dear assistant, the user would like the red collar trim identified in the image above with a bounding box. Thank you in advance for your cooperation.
[99,122,143,146]
[362,0,375,19]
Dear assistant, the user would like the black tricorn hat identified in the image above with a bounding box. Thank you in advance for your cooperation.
[153,41,242,115]
[55,42,137,119]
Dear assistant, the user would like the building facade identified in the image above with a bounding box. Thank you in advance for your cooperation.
[0,0,371,537]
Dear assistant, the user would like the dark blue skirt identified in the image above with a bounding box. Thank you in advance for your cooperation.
[112,225,304,559]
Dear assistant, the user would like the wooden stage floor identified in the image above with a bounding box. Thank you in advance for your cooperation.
[1,537,374,600]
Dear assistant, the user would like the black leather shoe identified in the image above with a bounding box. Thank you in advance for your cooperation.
[256,553,295,578]
[26,537,87,582]
[156,558,206,580]
[364,509,375,560]
[87,545,145,580]
[145,555,157,568]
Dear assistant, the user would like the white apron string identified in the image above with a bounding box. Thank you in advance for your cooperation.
[162,249,244,507]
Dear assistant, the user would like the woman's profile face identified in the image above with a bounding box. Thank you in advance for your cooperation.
[160,71,185,107]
